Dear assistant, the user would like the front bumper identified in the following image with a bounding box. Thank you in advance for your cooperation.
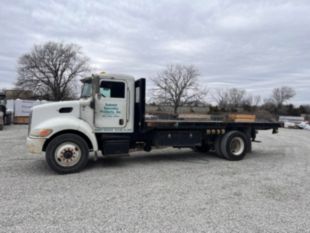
[26,137,46,154]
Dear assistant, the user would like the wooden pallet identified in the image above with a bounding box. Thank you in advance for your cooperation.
[228,114,256,122]
[14,116,29,124]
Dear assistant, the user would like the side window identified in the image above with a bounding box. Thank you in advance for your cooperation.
[100,81,125,98]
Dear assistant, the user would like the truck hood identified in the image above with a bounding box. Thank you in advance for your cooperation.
[31,100,80,130]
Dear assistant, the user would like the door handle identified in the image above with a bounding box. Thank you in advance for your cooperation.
[119,119,124,125]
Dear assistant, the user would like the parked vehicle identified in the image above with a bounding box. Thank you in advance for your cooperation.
[26,73,281,174]
[0,92,7,130]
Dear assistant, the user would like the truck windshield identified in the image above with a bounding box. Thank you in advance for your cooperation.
[80,82,92,98]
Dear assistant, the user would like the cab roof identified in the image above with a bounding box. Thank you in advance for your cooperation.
[80,73,135,83]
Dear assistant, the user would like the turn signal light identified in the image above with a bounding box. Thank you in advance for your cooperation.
[30,129,53,137]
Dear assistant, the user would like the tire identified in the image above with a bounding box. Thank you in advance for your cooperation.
[214,136,224,157]
[46,133,89,174]
[220,131,249,161]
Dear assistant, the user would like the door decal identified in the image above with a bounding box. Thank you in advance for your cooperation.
[100,103,121,118]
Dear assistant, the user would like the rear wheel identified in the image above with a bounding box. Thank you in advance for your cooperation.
[221,131,249,161]
[46,134,89,174]
[214,136,224,157]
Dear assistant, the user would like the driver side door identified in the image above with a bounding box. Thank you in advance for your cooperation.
[95,79,127,132]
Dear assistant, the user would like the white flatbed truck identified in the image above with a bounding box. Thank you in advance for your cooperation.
[26,73,282,174]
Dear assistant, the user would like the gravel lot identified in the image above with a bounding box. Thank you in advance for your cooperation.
[0,125,309,233]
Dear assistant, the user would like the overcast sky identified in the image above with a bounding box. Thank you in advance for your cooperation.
[0,0,310,104]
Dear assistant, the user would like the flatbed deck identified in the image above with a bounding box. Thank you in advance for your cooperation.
[145,119,282,131]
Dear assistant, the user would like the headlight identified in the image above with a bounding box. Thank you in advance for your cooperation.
[30,128,53,137]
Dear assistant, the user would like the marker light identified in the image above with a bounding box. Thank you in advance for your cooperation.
[30,129,53,137]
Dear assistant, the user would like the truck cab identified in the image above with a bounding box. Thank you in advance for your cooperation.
[27,73,145,173]
[80,74,135,133]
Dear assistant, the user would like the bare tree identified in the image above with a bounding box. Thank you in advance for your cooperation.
[214,88,245,111]
[271,86,296,108]
[228,88,246,108]
[242,95,261,110]
[213,88,261,112]
[213,89,230,111]
[300,105,310,114]
[152,64,207,114]
[264,86,296,116]
[16,42,89,100]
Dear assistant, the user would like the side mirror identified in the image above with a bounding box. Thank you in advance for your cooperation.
[90,99,95,109]
[92,74,100,99]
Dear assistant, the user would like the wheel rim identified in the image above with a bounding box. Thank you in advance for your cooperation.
[54,142,82,167]
[229,137,245,156]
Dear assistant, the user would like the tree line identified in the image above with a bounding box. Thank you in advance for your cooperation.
[15,41,308,118]
[150,64,305,118]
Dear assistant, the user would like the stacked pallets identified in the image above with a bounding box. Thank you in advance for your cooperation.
[13,116,29,124]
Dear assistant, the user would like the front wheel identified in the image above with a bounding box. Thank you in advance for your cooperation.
[46,133,89,174]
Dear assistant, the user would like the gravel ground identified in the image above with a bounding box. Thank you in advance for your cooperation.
[0,125,309,233]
